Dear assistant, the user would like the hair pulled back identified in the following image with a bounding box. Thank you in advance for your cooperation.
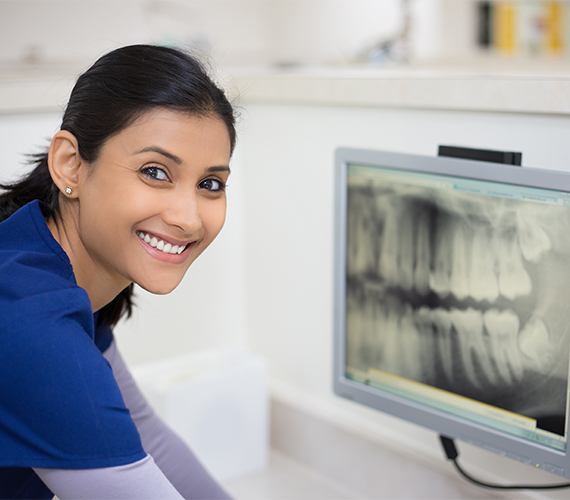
[0,44,236,328]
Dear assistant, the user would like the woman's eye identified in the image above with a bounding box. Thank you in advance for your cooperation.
[141,166,170,182]
[200,178,226,192]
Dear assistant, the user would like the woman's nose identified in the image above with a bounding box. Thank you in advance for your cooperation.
[161,195,204,237]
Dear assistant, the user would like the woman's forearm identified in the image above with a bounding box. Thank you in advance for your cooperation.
[103,340,232,500]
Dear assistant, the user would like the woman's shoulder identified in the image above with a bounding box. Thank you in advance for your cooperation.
[0,199,74,280]
[0,199,86,323]
[0,246,91,336]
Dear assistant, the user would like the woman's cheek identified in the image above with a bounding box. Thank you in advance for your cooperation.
[199,202,226,246]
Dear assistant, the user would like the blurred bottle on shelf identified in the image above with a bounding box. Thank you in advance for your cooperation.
[494,1,517,54]
[546,0,564,53]
[476,0,567,57]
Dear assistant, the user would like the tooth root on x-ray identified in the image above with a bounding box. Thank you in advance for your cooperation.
[449,219,470,300]
[349,190,376,275]
[432,309,454,381]
[518,316,552,372]
[484,309,523,385]
[398,204,415,290]
[413,209,431,294]
[496,232,532,300]
[399,306,423,379]
[365,298,381,366]
[516,211,552,263]
[347,292,368,368]
[380,306,402,374]
[451,308,495,388]
[469,224,499,302]
[505,326,524,382]
[350,194,376,274]
[378,203,400,285]
[429,214,452,297]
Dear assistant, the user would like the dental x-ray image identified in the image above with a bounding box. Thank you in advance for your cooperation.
[345,169,570,436]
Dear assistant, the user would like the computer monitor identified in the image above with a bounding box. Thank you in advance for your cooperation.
[333,147,570,478]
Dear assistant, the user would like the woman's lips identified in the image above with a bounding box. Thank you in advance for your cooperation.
[136,234,194,264]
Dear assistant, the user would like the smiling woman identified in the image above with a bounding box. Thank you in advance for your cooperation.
[0,45,236,499]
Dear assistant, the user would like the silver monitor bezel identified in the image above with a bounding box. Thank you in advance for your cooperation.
[333,147,570,478]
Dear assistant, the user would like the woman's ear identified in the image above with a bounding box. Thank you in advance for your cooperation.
[47,130,83,198]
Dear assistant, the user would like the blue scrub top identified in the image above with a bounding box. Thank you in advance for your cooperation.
[0,200,146,499]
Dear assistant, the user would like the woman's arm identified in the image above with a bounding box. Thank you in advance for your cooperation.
[34,455,183,499]
[102,339,232,500]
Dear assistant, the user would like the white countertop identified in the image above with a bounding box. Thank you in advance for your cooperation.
[1,60,570,115]
[223,62,570,115]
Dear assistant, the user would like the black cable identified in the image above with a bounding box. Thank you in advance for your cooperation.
[438,435,570,490]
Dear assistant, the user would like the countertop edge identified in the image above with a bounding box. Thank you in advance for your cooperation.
[1,71,569,116]
[225,74,570,115]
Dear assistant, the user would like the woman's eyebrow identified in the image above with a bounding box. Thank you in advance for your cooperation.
[207,165,231,173]
[133,146,230,173]
[134,146,183,164]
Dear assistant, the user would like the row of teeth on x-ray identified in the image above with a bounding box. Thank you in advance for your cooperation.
[346,186,559,389]
[347,298,551,389]
[348,190,552,301]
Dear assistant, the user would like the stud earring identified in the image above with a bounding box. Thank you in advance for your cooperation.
[64,186,73,195]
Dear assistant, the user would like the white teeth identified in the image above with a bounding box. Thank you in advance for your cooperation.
[469,224,499,302]
[448,218,470,300]
[413,208,430,294]
[399,306,422,379]
[365,298,381,366]
[432,308,453,382]
[378,200,401,286]
[450,308,495,388]
[137,231,188,255]
[429,213,452,297]
[495,231,532,300]
[414,307,435,383]
[518,316,552,372]
[398,206,415,290]
[483,309,523,385]
[516,210,552,263]
[348,191,376,274]
[380,305,402,374]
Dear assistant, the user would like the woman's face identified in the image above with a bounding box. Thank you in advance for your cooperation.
[76,108,232,295]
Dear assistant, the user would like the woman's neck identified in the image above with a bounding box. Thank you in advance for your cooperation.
[46,205,130,312]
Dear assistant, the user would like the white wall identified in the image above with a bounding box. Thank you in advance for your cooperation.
[266,0,401,65]
[0,0,457,69]
[0,0,273,67]
[0,112,60,182]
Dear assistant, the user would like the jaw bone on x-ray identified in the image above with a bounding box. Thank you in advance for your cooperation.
[346,175,570,435]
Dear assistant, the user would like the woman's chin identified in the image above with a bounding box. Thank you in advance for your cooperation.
[135,277,182,295]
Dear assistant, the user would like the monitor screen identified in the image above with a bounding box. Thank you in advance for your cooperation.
[333,148,570,478]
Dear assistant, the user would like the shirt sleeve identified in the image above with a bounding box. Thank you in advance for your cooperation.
[0,289,146,469]
[33,454,183,499]
[102,339,233,500]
